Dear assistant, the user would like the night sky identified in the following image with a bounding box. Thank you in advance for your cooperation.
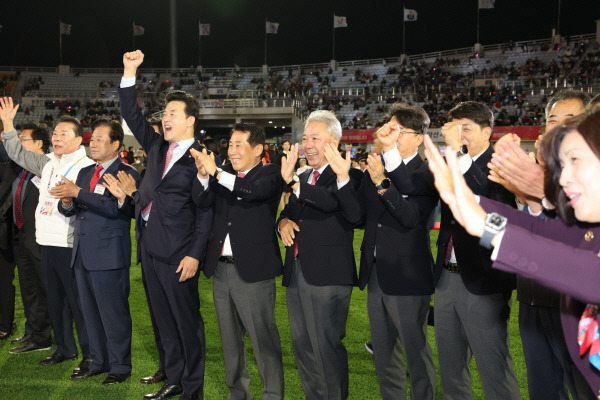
[1,0,598,69]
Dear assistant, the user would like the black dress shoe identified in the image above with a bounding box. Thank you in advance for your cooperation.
[179,390,203,400]
[9,340,52,354]
[71,368,108,380]
[140,369,167,385]
[0,322,17,340]
[73,357,93,373]
[102,373,131,386]
[143,383,183,400]
[10,334,31,345]
[39,352,77,366]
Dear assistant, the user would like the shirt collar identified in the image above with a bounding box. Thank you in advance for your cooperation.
[97,155,119,170]
[402,151,419,165]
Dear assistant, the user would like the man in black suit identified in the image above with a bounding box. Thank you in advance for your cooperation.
[50,119,139,385]
[278,110,361,400]
[119,50,212,400]
[0,124,53,353]
[358,104,437,399]
[190,123,284,400]
[434,102,519,399]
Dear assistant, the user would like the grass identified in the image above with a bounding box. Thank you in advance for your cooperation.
[0,225,529,399]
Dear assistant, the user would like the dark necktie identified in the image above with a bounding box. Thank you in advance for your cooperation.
[89,165,104,192]
[15,171,29,229]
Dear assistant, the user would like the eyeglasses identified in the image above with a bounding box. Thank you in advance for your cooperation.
[18,136,35,142]
[397,127,420,135]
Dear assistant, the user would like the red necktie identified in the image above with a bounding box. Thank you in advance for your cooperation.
[14,171,28,229]
[294,170,320,258]
[89,165,104,192]
[444,235,453,265]
[143,142,178,218]
[238,172,246,178]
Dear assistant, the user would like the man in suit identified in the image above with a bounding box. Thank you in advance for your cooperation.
[49,119,139,385]
[357,104,437,399]
[0,98,93,370]
[0,124,54,354]
[119,50,212,400]
[489,89,592,399]
[190,123,284,400]
[278,110,361,399]
[433,101,520,399]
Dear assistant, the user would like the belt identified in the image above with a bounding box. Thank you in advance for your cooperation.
[444,262,460,273]
[219,256,235,264]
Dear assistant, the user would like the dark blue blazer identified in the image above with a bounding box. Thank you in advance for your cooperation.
[192,162,283,282]
[277,165,361,287]
[58,159,139,270]
[358,155,437,295]
[118,85,213,265]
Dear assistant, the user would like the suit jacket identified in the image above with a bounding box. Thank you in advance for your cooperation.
[358,156,437,295]
[479,196,600,394]
[277,166,361,287]
[118,85,213,265]
[58,159,139,270]
[0,159,39,255]
[388,145,516,295]
[192,162,283,282]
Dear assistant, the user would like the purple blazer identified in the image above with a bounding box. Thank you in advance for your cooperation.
[480,196,600,395]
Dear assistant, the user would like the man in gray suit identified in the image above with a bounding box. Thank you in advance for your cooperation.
[191,123,284,400]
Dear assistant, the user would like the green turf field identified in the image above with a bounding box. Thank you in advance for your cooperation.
[0,225,529,399]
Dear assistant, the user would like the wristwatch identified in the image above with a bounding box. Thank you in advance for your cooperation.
[212,167,223,179]
[287,175,299,188]
[456,150,465,157]
[479,212,507,249]
[375,178,391,191]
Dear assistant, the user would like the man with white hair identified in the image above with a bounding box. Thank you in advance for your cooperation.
[278,110,361,399]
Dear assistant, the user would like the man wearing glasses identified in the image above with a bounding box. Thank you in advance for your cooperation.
[0,98,93,373]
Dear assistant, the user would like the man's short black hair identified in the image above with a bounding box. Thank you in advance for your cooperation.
[148,117,163,134]
[231,122,266,148]
[164,90,200,131]
[21,122,51,153]
[545,89,591,119]
[386,103,430,134]
[448,101,494,130]
[91,118,125,149]
[56,115,84,138]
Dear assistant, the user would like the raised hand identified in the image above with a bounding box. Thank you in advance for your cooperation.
[441,122,463,151]
[376,122,399,152]
[366,153,385,186]
[281,143,299,184]
[490,140,544,200]
[0,97,19,132]
[190,148,216,178]
[48,176,81,205]
[323,143,351,183]
[123,50,145,78]
[115,170,138,196]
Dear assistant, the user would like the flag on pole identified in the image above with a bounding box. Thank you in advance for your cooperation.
[60,22,71,35]
[199,23,211,36]
[478,0,495,9]
[403,9,418,21]
[333,15,348,28]
[266,21,279,34]
[133,23,145,36]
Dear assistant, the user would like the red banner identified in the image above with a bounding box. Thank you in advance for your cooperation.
[491,126,544,141]
[340,129,376,143]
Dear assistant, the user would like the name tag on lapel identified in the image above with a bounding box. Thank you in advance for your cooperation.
[94,185,106,195]
[30,176,41,188]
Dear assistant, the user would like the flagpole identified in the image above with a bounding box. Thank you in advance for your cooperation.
[556,0,561,35]
[264,19,268,65]
[58,19,62,65]
[199,21,202,66]
[476,5,480,43]
[332,13,335,60]
[402,8,406,54]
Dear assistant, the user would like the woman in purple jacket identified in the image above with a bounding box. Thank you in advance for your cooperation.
[424,106,600,396]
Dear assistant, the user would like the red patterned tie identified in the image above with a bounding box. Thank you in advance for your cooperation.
[14,171,28,229]
[89,165,104,192]
[294,170,320,258]
[143,142,178,218]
